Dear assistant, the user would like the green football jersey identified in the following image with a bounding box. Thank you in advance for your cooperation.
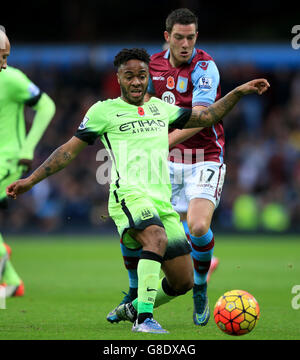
[75,96,191,204]
[0,66,41,160]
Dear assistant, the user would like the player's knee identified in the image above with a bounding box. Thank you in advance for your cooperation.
[188,220,210,237]
[151,226,168,247]
[141,225,168,253]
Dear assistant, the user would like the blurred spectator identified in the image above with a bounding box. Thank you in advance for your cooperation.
[232,193,260,231]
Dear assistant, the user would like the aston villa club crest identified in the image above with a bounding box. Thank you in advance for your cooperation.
[176,76,188,93]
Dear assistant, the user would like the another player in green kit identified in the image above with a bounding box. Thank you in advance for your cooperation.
[0,25,56,296]
[6,48,269,333]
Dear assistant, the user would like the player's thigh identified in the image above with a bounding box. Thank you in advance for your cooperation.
[128,225,168,257]
[109,195,164,251]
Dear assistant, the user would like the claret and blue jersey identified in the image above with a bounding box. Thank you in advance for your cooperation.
[148,48,225,164]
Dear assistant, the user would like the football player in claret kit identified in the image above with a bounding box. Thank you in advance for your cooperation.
[0,25,56,297]
[7,48,269,333]
[107,8,223,326]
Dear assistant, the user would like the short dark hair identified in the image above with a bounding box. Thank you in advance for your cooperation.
[114,48,150,69]
[0,25,6,34]
[165,8,198,33]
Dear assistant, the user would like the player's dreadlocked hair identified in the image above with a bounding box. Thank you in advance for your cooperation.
[166,8,198,33]
[0,25,6,34]
[114,48,150,69]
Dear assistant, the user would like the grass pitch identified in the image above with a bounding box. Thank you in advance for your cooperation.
[0,234,299,340]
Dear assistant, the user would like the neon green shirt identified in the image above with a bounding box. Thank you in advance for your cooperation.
[75,96,191,204]
[0,66,41,160]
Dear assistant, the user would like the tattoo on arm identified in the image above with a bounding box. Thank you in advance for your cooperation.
[31,146,73,185]
[184,89,242,128]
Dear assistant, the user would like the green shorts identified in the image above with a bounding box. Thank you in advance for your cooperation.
[0,159,23,201]
[109,193,191,260]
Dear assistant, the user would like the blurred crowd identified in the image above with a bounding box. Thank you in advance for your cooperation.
[1,60,300,234]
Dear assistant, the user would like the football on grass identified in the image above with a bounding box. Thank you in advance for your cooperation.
[213,290,260,336]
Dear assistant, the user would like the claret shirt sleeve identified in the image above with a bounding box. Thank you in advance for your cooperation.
[74,101,108,145]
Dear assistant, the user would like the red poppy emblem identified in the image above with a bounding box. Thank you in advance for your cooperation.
[138,107,145,116]
[166,76,175,90]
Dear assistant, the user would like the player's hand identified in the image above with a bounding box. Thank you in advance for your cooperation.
[18,159,33,173]
[6,178,33,200]
[236,79,270,96]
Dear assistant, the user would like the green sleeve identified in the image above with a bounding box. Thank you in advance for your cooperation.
[19,93,56,160]
[159,100,192,129]
[74,101,108,145]
[9,67,41,104]
[168,107,192,129]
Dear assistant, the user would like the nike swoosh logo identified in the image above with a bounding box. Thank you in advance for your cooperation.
[116,113,128,117]
[147,287,157,292]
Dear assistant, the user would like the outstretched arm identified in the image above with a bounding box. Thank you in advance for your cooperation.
[183,79,270,129]
[6,136,88,199]
[168,105,206,148]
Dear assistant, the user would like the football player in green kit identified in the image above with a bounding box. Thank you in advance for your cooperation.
[0,25,56,297]
[7,48,269,333]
